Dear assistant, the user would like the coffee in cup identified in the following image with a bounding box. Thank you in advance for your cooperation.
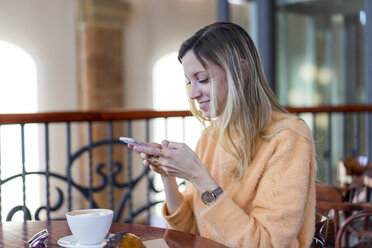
[66,209,113,245]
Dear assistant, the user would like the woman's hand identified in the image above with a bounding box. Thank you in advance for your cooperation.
[127,142,168,175]
[132,140,218,193]
[133,140,202,180]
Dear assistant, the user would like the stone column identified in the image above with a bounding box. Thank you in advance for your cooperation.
[77,0,129,212]
[78,0,129,109]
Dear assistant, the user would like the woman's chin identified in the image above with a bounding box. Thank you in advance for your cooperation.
[199,108,217,119]
[203,112,219,119]
[201,110,211,119]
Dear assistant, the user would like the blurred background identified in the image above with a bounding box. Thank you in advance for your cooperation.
[0,0,370,112]
[0,0,371,224]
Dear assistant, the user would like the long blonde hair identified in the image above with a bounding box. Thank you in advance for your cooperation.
[178,22,288,179]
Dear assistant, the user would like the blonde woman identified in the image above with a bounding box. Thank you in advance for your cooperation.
[129,22,316,248]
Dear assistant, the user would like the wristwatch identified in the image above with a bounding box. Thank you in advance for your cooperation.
[201,186,223,205]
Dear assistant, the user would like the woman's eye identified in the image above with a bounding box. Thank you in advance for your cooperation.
[198,78,209,83]
[186,81,191,85]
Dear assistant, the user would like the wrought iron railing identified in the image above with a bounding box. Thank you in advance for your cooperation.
[287,105,372,185]
[0,105,371,223]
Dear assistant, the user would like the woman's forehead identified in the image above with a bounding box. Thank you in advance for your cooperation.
[182,51,207,76]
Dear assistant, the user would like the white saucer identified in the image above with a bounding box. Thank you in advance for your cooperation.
[57,235,103,248]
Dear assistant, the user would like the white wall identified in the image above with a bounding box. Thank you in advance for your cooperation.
[123,0,216,108]
[0,0,78,111]
[0,0,216,110]
[0,0,79,219]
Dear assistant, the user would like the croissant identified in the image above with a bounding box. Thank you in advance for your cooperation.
[101,232,146,248]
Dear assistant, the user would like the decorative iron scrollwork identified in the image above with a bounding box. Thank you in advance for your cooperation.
[0,139,163,223]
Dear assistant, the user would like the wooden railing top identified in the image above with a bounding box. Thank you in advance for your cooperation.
[0,104,371,125]
[0,109,192,125]
[286,104,372,114]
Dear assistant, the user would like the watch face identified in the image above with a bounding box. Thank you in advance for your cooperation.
[201,191,216,205]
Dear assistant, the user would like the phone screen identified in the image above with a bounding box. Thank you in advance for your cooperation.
[119,137,147,146]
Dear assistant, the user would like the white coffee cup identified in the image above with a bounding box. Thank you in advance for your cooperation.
[66,208,114,245]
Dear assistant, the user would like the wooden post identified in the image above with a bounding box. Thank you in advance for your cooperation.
[77,0,130,212]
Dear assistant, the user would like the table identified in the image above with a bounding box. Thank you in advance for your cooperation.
[0,221,229,247]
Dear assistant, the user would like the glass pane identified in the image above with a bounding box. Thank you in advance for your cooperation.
[229,0,258,42]
[276,0,365,106]
[276,0,367,184]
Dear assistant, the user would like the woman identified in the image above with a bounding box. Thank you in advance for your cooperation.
[130,22,316,248]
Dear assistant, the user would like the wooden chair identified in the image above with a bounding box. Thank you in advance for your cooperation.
[316,184,344,233]
[340,156,372,203]
[342,157,372,177]
[316,184,372,247]
[335,210,372,248]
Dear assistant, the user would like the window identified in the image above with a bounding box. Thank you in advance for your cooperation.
[152,51,202,147]
[0,40,39,221]
[150,51,202,227]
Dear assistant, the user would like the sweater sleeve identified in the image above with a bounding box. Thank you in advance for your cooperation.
[162,181,198,234]
[161,135,207,234]
[199,126,315,248]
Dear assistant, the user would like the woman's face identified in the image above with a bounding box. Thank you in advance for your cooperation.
[182,50,228,118]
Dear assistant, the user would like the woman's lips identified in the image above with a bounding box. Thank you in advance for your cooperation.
[199,100,210,111]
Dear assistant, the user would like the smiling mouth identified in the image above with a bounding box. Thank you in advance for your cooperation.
[199,100,209,110]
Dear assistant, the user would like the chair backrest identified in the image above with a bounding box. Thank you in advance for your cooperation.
[342,156,372,176]
[316,184,372,247]
[316,184,344,202]
[339,156,372,203]
[335,211,372,248]
[316,184,344,233]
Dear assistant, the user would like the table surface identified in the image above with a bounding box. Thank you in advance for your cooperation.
[0,220,228,248]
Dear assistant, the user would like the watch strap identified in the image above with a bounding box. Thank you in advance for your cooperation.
[212,186,223,198]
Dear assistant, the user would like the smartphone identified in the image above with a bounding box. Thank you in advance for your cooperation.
[119,137,147,146]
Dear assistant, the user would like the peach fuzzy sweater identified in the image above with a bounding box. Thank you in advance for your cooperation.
[162,112,316,248]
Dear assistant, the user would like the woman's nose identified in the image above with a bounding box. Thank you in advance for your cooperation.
[189,83,201,100]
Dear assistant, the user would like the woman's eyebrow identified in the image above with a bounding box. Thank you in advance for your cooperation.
[195,71,205,76]
[192,71,205,78]
[184,70,205,79]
